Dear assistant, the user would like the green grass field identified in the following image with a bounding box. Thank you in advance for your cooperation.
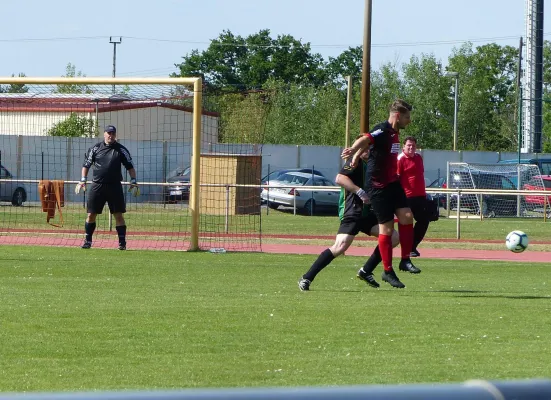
[1,246,550,392]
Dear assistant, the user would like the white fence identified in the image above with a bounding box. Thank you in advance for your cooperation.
[1,134,550,203]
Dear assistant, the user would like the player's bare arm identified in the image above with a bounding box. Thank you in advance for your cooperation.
[342,135,373,167]
[335,173,369,203]
[335,173,361,193]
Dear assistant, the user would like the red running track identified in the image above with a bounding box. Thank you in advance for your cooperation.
[0,235,549,263]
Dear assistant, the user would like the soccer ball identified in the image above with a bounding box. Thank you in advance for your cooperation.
[505,230,529,253]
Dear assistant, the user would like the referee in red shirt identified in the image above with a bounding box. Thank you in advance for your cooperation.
[397,136,430,257]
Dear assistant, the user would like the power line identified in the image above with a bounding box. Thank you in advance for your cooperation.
[1,32,549,48]
[124,33,551,48]
[0,36,106,42]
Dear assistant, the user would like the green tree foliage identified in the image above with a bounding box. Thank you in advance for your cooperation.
[325,46,363,87]
[55,63,93,94]
[173,29,327,90]
[262,79,347,145]
[0,73,28,93]
[176,30,550,152]
[401,55,454,149]
[47,113,95,138]
[446,43,519,151]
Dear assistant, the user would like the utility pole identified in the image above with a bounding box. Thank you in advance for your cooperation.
[517,36,523,163]
[360,0,372,134]
[109,36,122,94]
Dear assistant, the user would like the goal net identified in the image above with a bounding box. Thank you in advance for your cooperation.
[0,77,264,251]
[447,162,549,218]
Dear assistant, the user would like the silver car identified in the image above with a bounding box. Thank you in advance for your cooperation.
[0,164,28,206]
[261,172,339,215]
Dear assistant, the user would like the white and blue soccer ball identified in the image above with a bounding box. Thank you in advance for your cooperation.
[505,230,529,253]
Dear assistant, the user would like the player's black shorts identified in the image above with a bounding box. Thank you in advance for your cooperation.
[337,212,379,236]
[368,181,409,224]
[87,182,126,214]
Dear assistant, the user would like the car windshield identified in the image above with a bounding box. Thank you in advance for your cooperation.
[262,170,286,182]
[279,174,309,185]
[167,166,190,178]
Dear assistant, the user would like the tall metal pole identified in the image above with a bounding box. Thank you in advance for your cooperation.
[533,0,544,152]
[517,36,524,163]
[360,0,372,134]
[345,75,353,148]
[109,36,122,94]
[453,77,459,151]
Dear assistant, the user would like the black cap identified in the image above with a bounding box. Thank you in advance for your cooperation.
[105,125,117,134]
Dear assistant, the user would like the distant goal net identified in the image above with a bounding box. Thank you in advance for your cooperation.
[447,162,549,218]
[0,77,263,251]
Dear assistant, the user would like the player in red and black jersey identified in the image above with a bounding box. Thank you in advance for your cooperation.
[342,99,420,289]
[298,150,399,291]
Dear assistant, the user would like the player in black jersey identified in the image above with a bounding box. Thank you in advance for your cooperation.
[75,125,140,250]
[298,150,399,291]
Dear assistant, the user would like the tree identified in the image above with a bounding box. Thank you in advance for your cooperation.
[325,46,363,87]
[447,43,518,151]
[55,63,93,94]
[47,113,95,137]
[0,73,28,93]
[173,29,327,91]
[401,54,455,149]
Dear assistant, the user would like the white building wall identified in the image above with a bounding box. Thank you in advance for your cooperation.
[0,107,218,144]
[3,134,551,204]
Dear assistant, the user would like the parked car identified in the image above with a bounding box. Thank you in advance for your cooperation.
[447,170,525,217]
[426,177,447,209]
[0,164,28,206]
[261,168,326,186]
[164,165,191,203]
[261,172,339,215]
[498,158,551,175]
[261,168,326,204]
[523,175,551,210]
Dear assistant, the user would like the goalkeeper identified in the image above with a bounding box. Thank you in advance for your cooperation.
[75,125,139,250]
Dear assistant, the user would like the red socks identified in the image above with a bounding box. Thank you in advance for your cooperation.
[378,234,393,271]
[399,223,414,259]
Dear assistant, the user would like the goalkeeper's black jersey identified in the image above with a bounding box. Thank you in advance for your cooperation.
[338,158,370,220]
[83,141,134,183]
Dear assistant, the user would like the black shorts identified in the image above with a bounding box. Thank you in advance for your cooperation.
[87,182,126,214]
[407,195,430,223]
[337,212,379,236]
[368,181,409,224]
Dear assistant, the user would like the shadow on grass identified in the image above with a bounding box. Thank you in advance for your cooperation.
[432,289,492,294]
[430,289,550,300]
[454,294,551,300]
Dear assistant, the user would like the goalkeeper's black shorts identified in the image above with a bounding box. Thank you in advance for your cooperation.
[337,212,378,236]
[87,182,126,214]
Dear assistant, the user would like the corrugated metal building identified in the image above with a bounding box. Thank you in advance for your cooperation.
[0,93,219,143]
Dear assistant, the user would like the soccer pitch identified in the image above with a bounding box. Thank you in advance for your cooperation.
[0,245,550,392]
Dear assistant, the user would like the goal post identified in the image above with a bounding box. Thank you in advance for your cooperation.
[447,162,548,218]
[0,76,263,251]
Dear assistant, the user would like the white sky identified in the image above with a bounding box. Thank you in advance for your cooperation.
[1,0,549,78]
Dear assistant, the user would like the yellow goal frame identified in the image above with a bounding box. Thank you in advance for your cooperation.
[0,76,203,251]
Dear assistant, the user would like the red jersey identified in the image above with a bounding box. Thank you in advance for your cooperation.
[397,151,426,198]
